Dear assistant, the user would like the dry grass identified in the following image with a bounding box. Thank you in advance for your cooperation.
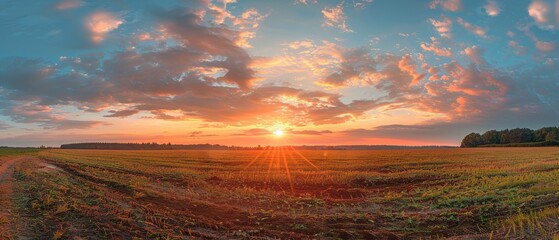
[3,147,559,239]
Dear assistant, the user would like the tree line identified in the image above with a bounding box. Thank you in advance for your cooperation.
[461,127,559,148]
[60,143,262,150]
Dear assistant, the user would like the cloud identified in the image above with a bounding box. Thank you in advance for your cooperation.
[294,0,317,5]
[507,32,527,55]
[234,128,272,136]
[420,37,453,57]
[535,40,556,52]
[484,0,500,16]
[287,129,333,135]
[342,60,559,144]
[189,131,203,137]
[420,60,508,118]
[103,109,140,118]
[508,41,527,55]
[153,7,259,89]
[287,40,315,50]
[50,120,107,130]
[135,33,152,41]
[1,24,547,136]
[341,122,468,144]
[304,42,428,95]
[2,2,559,144]
[322,3,353,32]
[55,0,84,10]
[429,16,453,38]
[1,100,107,130]
[0,6,270,128]
[188,131,217,137]
[0,133,143,147]
[398,54,425,86]
[270,41,430,96]
[429,0,462,12]
[353,0,374,9]
[457,18,488,38]
[86,11,123,43]
[557,0,559,24]
[522,26,556,52]
[463,46,485,65]
[0,48,386,127]
[529,0,551,24]
[0,122,10,130]
[232,9,266,48]
[204,0,267,48]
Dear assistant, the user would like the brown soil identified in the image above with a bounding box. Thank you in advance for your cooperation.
[0,158,21,239]
[0,157,45,239]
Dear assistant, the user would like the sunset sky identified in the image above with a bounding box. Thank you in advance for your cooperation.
[1,0,558,147]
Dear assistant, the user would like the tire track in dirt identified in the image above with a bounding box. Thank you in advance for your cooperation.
[0,157,22,239]
[0,157,46,240]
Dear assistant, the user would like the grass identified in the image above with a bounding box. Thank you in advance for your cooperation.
[0,148,41,157]
[3,147,559,239]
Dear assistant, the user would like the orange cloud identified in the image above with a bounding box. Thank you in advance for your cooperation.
[322,3,353,32]
[86,12,123,43]
[288,40,315,50]
[55,0,83,10]
[535,40,556,52]
[398,54,425,86]
[529,0,550,24]
[429,0,462,12]
[135,33,151,41]
[484,0,500,16]
[420,37,453,57]
[463,46,485,64]
[206,1,265,48]
[232,9,266,48]
[522,26,556,52]
[429,16,453,38]
[457,18,488,38]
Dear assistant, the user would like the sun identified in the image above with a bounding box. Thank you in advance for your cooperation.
[273,129,284,137]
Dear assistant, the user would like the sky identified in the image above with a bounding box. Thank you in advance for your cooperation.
[0,0,558,147]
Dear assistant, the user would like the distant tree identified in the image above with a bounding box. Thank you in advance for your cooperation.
[481,130,500,145]
[545,128,559,141]
[536,128,549,142]
[499,129,510,144]
[461,126,559,147]
[461,133,483,148]
[509,128,534,143]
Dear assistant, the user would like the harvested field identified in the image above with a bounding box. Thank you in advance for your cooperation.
[1,147,559,239]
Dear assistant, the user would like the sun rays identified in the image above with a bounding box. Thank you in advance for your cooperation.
[244,146,320,194]
[273,129,284,137]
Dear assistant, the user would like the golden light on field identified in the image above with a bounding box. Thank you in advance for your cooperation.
[244,146,320,194]
[273,129,284,137]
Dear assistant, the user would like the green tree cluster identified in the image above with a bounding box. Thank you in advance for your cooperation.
[461,127,559,148]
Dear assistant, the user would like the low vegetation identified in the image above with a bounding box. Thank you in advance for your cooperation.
[2,147,559,239]
[0,148,40,157]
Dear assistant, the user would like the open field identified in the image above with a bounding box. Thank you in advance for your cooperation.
[1,148,559,239]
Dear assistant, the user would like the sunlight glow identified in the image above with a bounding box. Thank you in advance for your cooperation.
[244,146,320,194]
[273,129,284,137]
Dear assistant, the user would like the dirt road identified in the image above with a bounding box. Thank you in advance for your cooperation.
[0,158,20,239]
[0,157,42,239]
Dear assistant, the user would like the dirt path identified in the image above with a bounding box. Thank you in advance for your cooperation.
[0,157,44,240]
[0,157,21,239]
